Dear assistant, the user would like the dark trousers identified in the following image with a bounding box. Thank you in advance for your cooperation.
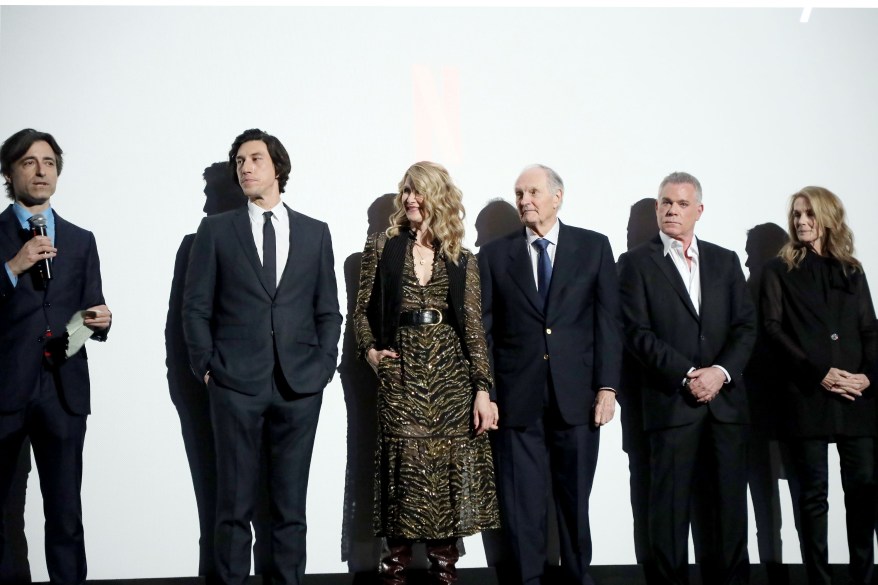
[647,415,749,585]
[0,370,87,585]
[493,388,600,585]
[209,373,323,585]
[789,437,875,585]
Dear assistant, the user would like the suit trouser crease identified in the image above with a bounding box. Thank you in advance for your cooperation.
[496,401,599,585]
[647,415,749,585]
[210,377,322,585]
[0,370,87,585]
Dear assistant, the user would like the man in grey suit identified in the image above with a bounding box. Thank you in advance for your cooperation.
[183,129,342,585]
[479,164,622,585]
[618,172,756,585]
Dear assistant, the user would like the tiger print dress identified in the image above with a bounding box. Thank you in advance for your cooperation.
[355,233,500,539]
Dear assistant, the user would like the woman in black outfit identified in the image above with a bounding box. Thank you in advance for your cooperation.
[761,186,878,585]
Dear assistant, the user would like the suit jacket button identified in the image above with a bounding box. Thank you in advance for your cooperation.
[546,328,552,334]
[544,354,549,360]
[830,333,839,341]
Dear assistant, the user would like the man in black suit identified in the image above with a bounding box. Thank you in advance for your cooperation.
[0,128,111,585]
[479,164,622,585]
[183,129,342,585]
[618,172,756,585]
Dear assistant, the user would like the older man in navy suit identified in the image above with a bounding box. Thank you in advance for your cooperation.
[183,129,341,585]
[618,172,756,585]
[0,128,111,585]
[479,164,622,585]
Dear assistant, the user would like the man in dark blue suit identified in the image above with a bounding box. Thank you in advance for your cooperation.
[618,172,756,585]
[183,129,341,585]
[0,128,111,585]
[479,164,622,585]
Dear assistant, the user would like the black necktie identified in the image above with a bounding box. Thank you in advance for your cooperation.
[533,238,552,305]
[263,211,276,295]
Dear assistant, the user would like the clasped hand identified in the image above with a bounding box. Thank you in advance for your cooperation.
[687,367,726,404]
[821,367,870,401]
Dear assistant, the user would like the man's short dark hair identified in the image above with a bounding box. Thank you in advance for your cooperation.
[1,129,64,200]
[228,129,291,194]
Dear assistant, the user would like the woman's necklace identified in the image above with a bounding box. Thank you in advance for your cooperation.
[414,242,428,266]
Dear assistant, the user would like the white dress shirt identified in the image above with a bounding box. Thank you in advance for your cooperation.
[248,200,290,287]
[525,220,560,290]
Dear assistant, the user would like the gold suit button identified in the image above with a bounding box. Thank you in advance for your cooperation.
[830,333,839,341]
[544,354,549,360]
[546,328,552,334]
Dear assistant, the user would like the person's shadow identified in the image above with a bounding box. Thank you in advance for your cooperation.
[617,198,658,579]
[165,162,248,582]
[0,439,31,584]
[743,222,799,585]
[469,198,524,577]
[339,193,396,579]
[473,198,522,249]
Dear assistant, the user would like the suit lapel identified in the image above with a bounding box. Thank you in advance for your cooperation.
[648,236,699,321]
[231,207,275,297]
[277,204,297,292]
[507,229,544,314]
[0,206,23,251]
[545,222,577,313]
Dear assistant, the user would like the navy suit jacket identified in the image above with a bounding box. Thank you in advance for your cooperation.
[0,204,106,415]
[618,235,756,431]
[182,204,342,396]
[478,222,622,427]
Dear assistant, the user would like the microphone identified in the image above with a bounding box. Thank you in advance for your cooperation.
[28,214,53,281]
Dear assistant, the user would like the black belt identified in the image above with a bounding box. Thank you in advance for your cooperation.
[398,308,449,327]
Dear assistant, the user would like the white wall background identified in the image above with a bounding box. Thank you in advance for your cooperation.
[1,6,877,580]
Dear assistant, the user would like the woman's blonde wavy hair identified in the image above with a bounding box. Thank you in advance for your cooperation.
[386,161,466,263]
[778,186,861,272]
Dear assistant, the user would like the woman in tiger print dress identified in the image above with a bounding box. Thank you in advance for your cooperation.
[354,162,500,584]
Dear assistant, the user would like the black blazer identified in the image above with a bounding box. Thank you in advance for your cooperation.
[618,235,756,431]
[761,252,878,438]
[0,205,107,415]
[478,222,622,427]
[182,204,342,396]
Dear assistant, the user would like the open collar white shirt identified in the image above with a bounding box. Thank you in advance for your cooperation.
[660,230,700,316]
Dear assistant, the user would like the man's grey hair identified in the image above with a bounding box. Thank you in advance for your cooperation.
[658,171,702,202]
[522,164,564,195]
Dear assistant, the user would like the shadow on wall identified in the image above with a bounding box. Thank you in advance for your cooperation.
[617,197,659,567]
[743,222,801,585]
[339,193,396,573]
[0,439,30,584]
[474,198,521,249]
[164,162,249,581]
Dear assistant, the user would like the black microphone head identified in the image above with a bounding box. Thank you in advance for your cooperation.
[29,214,48,227]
